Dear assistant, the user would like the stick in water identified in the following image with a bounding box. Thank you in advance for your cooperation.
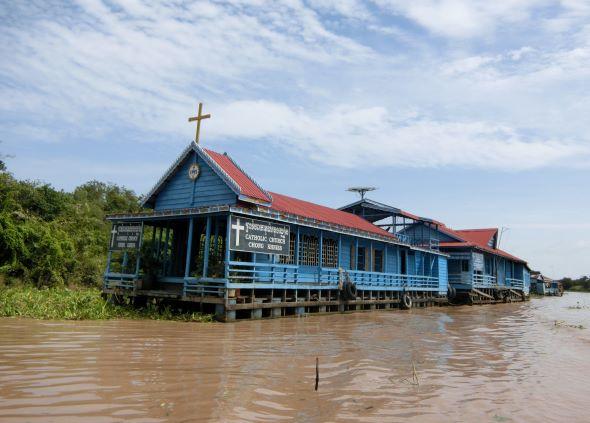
[315,357,319,391]
[412,361,420,386]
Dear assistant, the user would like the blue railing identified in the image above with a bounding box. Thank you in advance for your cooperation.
[394,234,440,251]
[103,272,137,290]
[449,273,525,290]
[226,261,440,290]
[506,278,524,289]
[449,273,496,288]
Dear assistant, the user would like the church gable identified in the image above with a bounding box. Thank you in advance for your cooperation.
[150,149,237,211]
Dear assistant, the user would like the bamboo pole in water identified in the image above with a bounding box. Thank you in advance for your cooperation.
[315,357,319,391]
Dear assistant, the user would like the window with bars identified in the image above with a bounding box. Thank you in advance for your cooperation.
[373,249,383,273]
[322,238,338,268]
[357,247,366,271]
[279,232,296,264]
[298,234,319,266]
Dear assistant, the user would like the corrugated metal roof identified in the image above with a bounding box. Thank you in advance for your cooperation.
[268,192,397,239]
[454,228,497,247]
[203,148,397,240]
[204,149,272,204]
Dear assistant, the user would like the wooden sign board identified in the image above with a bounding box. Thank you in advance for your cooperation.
[229,216,290,256]
[109,222,143,251]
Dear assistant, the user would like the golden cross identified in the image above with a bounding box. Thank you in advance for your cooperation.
[188,102,211,144]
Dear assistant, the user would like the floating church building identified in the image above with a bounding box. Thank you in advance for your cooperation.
[103,106,531,320]
[104,141,453,321]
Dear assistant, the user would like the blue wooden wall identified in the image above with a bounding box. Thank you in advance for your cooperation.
[438,256,448,294]
[154,151,237,211]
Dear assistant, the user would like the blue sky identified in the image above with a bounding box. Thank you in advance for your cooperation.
[1,0,589,278]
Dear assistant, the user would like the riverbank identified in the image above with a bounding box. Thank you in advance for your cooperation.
[0,286,213,322]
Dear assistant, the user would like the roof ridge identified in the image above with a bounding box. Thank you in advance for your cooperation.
[268,191,397,239]
[140,142,195,207]
[456,228,498,232]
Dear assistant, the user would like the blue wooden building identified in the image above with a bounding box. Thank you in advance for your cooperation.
[340,199,531,303]
[103,142,449,320]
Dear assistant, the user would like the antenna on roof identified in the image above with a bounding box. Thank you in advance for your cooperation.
[347,186,376,200]
[497,227,509,249]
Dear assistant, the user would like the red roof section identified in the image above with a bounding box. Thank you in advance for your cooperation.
[454,228,497,247]
[205,149,272,203]
[204,148,396,239]
[268,192,397,239]
[437,226,525,263]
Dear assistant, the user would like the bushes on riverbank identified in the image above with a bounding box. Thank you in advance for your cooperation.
[0,286,213,322]
[560,277,590,292]
[0,164,140,287]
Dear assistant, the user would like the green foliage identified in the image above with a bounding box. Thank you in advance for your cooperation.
[0,165,142,287]
[140,241,162,277]
[0,286,213,322]
[559,276,590,292]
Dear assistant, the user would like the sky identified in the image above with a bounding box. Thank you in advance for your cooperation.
[1,0,589,278]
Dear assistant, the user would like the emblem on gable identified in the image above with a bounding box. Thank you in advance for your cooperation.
[188,163,201,181]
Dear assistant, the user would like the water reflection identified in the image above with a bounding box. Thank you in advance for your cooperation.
[1,293,590,422]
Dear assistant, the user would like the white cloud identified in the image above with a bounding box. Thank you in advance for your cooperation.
[371,0,551,38]
[1,0,589,169]
[208,100,589,170]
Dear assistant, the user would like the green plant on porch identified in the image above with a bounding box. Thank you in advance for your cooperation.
[140,241,162,288]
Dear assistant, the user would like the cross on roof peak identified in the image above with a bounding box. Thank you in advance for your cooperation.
[188,102,211,144]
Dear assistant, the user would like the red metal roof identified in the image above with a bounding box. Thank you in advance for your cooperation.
[438,226,525,263]
[454,228,497,247]
[205,149,272,203]
[205,148,396,239]
[268,192,397,239]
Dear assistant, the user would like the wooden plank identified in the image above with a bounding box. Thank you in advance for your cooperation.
[472,288,494,299]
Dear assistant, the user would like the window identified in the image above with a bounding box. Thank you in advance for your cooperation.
[279,232,296,264]
[461,260,469,272]
[349,244,356,270]
[322,238,338,268]
[374,249,383,273]
[299,234,319,266]
[357,247,366,271]
[400,250,407,274]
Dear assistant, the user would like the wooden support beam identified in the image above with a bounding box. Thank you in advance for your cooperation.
[184,217,194,278]
[203,216,212,278]
[224,214,231,279]
[162,223,170,275]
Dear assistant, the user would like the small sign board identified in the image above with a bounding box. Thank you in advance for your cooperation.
[472,252,484,271]
[229,216,290,255]
[109,222,143,251]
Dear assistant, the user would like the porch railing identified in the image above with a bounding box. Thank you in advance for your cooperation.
[394,234,440,251]
[226,261,440,290]
[506,278,524,289]
[449,273,524,290]
[103,272,137,290]
[448,273,496,288]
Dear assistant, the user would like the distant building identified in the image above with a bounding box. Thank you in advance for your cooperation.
[339,199,530,303]
[530,272,562,296]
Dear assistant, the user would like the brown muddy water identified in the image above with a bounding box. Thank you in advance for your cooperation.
[2,294,590,423]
